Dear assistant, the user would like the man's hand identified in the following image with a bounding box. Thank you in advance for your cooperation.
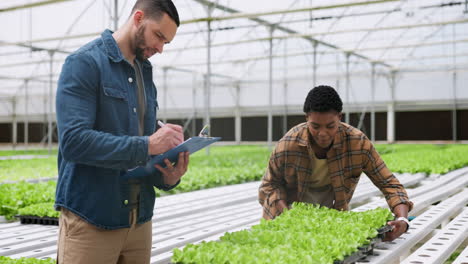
[383,219,408,241]
[155,152,189,186]
[148,124,184,155]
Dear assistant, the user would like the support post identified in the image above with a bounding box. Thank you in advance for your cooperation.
[335,53,340,93]
[371,63,376,141]
[283,39,288,135]
[24,79,29,148]
[452,71,457,142]
[205,7,213,153]
[43,78,47,144]
[12,98,17,148]
[313,41,318,87]
[387,71,396,143]
[267,26,274,148]
[192,73,197,136]
[235,82,241,144]
[345,53,351,124]
[48,51,54,154]
[451,24,457,141]
[113,0,119,31]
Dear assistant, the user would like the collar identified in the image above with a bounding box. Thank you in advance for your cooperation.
[101,29,152,68]
[297,123,310,147]
[331,123,344,149]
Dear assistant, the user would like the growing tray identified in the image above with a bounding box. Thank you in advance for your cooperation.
[16,215,59,226]
[171,225,394,264]
[334,224,393,264]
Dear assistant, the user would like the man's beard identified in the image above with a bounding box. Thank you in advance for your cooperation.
[134,25,146,61]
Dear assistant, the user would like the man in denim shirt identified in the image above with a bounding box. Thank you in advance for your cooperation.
[55,1,188,263]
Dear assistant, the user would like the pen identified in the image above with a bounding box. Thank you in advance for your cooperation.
[157,120,165,128]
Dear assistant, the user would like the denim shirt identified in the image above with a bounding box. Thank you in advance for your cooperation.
[55,29,177,230]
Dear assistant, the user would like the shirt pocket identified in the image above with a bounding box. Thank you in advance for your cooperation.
[98,85,129,134]
[103,86,128,101]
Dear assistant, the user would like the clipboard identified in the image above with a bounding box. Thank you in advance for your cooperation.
[125,136,221,180]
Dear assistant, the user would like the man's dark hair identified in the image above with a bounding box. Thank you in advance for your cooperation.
[131,0,180,27]
[303,85,343,113]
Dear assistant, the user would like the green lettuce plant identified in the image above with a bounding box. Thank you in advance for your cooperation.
[172,204,393,264]
[17,202,59,218]
[0,256,55,264]
[0,181,56,219]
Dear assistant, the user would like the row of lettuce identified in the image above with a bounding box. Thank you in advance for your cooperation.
[2,144,468,183]
[0,146,268,219]
[172,203,393,263]
[1,144,468,220]
[0,256,54,264]
[0,181,56,219]
[0,205,393,264]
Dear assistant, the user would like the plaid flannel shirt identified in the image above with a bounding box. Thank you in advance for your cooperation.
[258,122,413,219]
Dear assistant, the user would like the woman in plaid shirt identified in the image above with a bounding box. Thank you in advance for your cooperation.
[258,85,413,241]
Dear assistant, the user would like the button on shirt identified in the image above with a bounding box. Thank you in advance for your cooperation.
[258,122,414,220]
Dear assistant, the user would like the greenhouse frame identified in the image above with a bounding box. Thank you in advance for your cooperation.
[0,0,467,148]
[0,0,467,263]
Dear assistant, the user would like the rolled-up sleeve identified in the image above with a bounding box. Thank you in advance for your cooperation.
[362,140,414,212]
[259,145,288,219]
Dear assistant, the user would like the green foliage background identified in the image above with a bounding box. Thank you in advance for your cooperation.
[1,144,468,219]
[0,256,55,264]
[1,144,468,183]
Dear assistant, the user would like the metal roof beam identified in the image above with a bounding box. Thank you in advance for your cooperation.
[315,18,468,36]
[2,39,468,70]
[222,2,463,29]
[0,32,99,47]
[1,1,398,48]
[3,52,468,75]
[5,16,462,54]
[0,59,64,69]
[2,33,467,69]
[185,0,400,23]
[165,52,468,68]
[162,66,237,80]
[347,38,468,52]
[0,74,57,82]
[0,2,463,48]
[191,0,393,68]
[225,61,467,75]
[0,41,71,55]
[0,0,73,13]
[162,18,468,53]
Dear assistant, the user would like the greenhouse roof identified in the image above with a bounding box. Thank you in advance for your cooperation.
[1,0,467,97]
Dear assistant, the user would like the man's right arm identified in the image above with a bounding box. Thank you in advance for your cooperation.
[56,54,148,170]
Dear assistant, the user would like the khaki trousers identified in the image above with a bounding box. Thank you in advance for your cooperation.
[57,208,152,264]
